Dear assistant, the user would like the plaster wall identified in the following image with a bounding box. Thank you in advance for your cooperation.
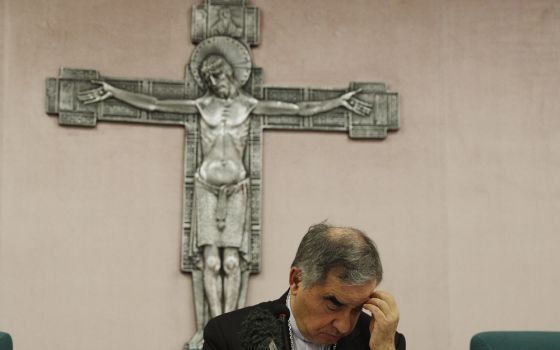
[1,1,559,349]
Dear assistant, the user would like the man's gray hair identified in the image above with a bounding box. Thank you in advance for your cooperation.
[291,222,383,288]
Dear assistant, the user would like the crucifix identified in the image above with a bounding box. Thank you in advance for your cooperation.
[45,1,399,349]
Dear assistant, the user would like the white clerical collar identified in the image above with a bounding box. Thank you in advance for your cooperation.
[286,293,332,350]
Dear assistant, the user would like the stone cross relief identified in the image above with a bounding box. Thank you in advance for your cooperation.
[45,1,399,349]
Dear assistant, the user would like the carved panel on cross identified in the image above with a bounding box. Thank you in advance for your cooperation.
[191,1,260,46]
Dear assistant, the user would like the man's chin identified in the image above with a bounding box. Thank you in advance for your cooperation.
[212,87,230,98]
[315,333,342,345]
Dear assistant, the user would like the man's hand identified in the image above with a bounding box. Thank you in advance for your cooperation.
[362,290,400,350]
[77,80,115,105]
[339,89,373,117]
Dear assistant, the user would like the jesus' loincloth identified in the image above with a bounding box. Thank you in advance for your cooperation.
[193,173,250,250]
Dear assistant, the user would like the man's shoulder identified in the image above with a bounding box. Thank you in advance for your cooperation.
[207,303,257,325]
[203,297,285,350]
[208,298,282,325]
[236,91,259,108]
[195,93,214,109]
[203,305,253,349]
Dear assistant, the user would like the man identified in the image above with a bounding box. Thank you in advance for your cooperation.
[203,223,406,350]
[78,57,366,322]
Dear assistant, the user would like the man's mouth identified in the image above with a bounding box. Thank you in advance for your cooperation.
[320,332,341,343]
[212,85,229,98]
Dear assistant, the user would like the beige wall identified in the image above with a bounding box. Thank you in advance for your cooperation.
[1,0,560,349]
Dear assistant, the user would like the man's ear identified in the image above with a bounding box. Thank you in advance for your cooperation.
[289,267,303,295]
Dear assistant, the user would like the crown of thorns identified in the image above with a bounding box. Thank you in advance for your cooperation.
[189,36,253,88]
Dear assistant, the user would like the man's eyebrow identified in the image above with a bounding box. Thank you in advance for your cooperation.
[324,295,345,307]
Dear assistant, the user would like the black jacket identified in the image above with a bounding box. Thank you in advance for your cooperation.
[203,293,406,350]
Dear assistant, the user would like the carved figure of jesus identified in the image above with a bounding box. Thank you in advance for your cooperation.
[78,54,363,320]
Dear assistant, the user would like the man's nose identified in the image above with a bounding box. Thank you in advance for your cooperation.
[210,76,217,85]
[332,313,354,335]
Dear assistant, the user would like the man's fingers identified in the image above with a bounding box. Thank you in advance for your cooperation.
[350,88,363,96]
[80,93,110,105]
[350,106,369,117]
[342,90,357,99]
[344,96,372,116]
[344,88,363,99]
[353,107,369,117]
[365,291,400,349]
[78,86,111,104]
[363,304,379,333]
[363,303,385,319]
[341,99,367,117]
[341,89,370,114]
[368,297,391,315]
[364,290,400,323]
[77,89,100,97]
[373,291,398,310]
[77,94,96,103]
[363,300,399,331]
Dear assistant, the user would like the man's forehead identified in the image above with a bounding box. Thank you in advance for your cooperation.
[329,285,374,300]
[316,275,377,306]
[323,293,371,309]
